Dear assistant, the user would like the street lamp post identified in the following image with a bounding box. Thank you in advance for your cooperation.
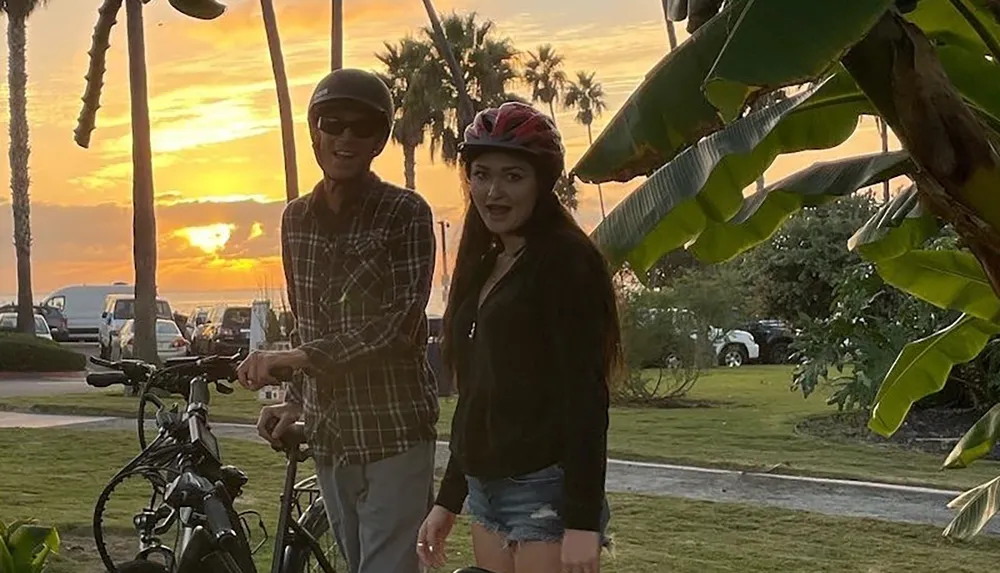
[438,220,450,303]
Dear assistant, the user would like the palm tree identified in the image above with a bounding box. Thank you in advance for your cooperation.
[331,0,342,69]
[523,44,567,126]
[420,12,520,165]
[74,0,225,363]
[377,38,434,190]
[2,0,50,335]
[260,0,298,202]
[564,71,608,217]
[659,0,679,50]
[420,0,473,131]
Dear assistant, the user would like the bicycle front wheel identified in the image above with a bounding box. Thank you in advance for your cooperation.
[281,499,342,573]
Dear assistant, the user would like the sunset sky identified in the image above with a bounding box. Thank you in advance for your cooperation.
[0,0,900,305]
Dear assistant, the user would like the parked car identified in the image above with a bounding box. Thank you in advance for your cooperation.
[98,295,174,359]
[116,318,190,360]
[191,304,252,356]
[742,319,798,364]
[0,304,68,341]
[39,282,135,342]
[0,312,53,340]
[643,307,760,368]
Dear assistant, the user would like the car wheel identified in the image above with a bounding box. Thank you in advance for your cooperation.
[720,344,748,368]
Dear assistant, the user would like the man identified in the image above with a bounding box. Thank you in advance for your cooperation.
[236,68,439,573]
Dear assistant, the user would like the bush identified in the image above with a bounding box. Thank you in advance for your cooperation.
[0,333,87,372]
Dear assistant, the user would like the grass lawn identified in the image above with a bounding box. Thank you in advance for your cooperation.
[3,427,1000,573]
[3,365,998,489]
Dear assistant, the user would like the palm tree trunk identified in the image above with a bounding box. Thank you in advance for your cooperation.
[7,13,35,335]
[420,0,474,131]
[548,100,558,128]
[260,0,299,202]
[403,143,417,190]
[588,123,606,219]
[660,0,678,50]
[878,117,890,202]
[331,0,343,70]
[125,0,159,364]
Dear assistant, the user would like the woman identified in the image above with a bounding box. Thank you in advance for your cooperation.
[416,101,622,573]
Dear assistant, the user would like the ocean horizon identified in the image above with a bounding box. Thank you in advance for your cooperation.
[1,286,448,317]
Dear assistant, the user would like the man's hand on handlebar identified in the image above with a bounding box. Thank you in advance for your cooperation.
[257,402,303,448]
[236,349,308,391]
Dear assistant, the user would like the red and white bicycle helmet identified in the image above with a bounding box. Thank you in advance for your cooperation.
[459,102,565,172]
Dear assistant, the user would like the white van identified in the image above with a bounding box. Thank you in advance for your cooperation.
[41,283,135,342]
[99,294,174,358]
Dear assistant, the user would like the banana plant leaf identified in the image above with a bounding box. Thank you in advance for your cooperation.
[847,184,942,262]
[688,151,913,264]
[574,0,1000,185]
[869,314,1000,437]
[873,250,1000,324]
[590,73,872,273]
[571,0,750,184]
[906,0,1000,59]
[944,475,1000,539]
[6,523,59,571]
[703,0,895,122]
[945,403,1000,469]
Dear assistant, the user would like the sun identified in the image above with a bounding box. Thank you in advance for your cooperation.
[173,223,236,254]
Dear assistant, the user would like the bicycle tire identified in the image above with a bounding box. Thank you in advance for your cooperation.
[281,498,342,573]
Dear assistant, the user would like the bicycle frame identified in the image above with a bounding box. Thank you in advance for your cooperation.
[90,355,341,573]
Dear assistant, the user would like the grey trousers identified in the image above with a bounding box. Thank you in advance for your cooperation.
[316,441,436,573]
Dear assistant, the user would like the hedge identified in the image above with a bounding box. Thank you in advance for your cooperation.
[0,333,87,372]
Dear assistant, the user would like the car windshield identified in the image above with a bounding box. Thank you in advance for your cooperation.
[0,314,15,329]
[113,299,171,320]
[156,320,180,336]
[34,316,47,333]
[222,308,251,328]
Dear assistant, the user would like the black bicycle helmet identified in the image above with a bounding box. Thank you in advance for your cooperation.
[307,68,394,138]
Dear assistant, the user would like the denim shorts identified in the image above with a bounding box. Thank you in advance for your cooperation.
[465,464,611,548]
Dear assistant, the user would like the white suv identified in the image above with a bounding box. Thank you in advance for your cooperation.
[99,295,173,359]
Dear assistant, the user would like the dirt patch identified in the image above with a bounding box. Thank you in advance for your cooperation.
[796,408,997,459]
[48,530,142,573]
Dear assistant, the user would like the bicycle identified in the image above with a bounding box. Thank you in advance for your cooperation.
[85,353,339,573]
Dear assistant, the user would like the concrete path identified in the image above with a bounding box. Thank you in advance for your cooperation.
[2,411,993,535]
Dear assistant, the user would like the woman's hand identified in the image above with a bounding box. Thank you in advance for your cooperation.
[561,529,601,572]
[417,505,457,568]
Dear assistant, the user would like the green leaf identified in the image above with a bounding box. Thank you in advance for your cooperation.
[873,250,1000,324]
[8,524,59,570]
[945,403,1000,469]
[0,536,14,573]
[869,314,1000,437]
[572,0,1000,186]
[907,0,1000,60]
[703,0,895,121]
[688,151,913,264]
[935,42,1000,134]
[944,475,1000,539]
[847,184,942,262]
[591,73,872,273]
[570,0,750,184]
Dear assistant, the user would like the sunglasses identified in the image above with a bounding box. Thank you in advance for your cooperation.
[316,116,383,138]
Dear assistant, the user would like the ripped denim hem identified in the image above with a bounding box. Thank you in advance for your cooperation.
[468,515,617,553]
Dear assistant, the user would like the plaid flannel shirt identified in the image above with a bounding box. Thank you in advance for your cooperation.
[280,174,439,467]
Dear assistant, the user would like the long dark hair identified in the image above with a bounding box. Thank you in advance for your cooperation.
[441,148,623,385]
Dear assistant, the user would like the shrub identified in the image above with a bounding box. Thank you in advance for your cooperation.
[0,518,59,572]
[0,333,87,372]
